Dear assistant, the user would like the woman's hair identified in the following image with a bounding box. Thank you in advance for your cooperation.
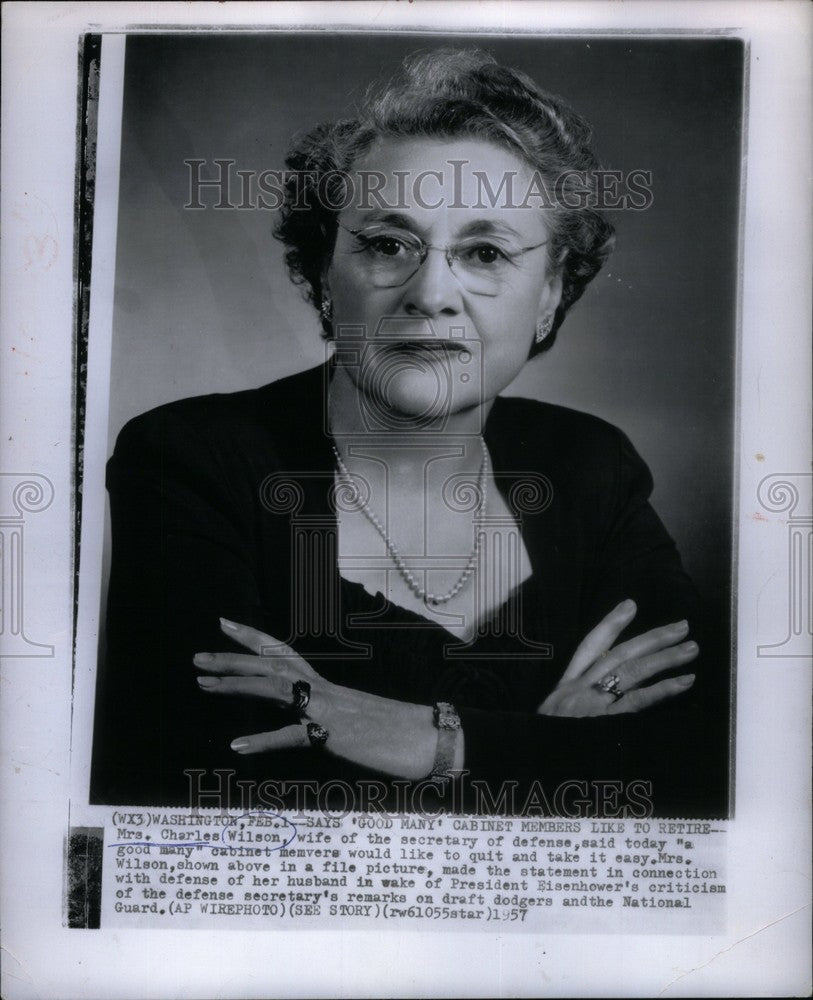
[274,48,615,354]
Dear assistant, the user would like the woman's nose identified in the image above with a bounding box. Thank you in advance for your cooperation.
[401,247,463,317]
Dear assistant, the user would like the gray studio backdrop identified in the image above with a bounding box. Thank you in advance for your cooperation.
[106,33,743,608]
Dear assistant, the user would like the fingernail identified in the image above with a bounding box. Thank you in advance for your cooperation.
[682,641,698,654]
[677,674,696,686]
[220,617,238,631]
[672,619,689,631]
[620,599,636,614]
[197,676,219,688]
[193,653,213,664]
[230,739,250,752]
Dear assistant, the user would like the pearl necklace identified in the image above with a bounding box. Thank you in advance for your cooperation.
[332,441,488,606]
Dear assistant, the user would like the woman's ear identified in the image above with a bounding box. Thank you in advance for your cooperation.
[537,270,563,322]
[533,271,563,348]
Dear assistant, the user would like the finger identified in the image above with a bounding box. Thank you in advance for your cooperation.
[585,623,693,686]
[607,674,695,714]
[230,725,310,754]
[220,618,318,677]
[613,642,699,691]
[194,652,285,677]
[196,673,292,703]
[561,600,637,680]
[219,617,289,655]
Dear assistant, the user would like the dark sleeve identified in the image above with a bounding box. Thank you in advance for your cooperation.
[582,428,702,640]
[457,428,729,818]
[90,405,294,805]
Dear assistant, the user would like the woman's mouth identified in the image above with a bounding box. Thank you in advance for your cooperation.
[386,340,468,356]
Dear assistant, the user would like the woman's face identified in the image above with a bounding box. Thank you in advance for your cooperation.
[325,137,562,425]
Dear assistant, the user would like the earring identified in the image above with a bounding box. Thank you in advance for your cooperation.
[535,315,553,344]
[320,295,333,322]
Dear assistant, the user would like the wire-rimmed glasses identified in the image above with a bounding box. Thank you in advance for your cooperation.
[336,220,548,296]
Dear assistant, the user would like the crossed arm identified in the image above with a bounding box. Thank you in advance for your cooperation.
[94,396,723,813]
[194,599,699,781]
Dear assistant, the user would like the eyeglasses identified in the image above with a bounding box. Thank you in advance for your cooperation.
[336,221,548,297]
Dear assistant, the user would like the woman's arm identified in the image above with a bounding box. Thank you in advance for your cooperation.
[92,399,290,804]
[193,602,696,787]
[190,419,727,816]
[197,619,453,781]
[95,392,727,816]
[94,394,470,802]
[461,424,729,817]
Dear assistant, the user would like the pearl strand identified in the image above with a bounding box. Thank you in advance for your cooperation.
[333,440,488,606]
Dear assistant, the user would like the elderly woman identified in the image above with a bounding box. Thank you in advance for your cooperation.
[91,50,725,816]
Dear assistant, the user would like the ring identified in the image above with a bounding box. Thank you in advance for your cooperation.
[597,672,624,701]
[291,680,311,715]
[306,723,329,748]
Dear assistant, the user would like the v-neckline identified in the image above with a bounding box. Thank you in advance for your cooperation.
[336,570,538,645]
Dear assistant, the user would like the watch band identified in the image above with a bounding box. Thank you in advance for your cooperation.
[431,701,461,784]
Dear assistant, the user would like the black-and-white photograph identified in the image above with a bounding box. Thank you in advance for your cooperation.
[86,33,740,818]
[3,3,812,995]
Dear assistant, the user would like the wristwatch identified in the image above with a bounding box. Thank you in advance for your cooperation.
[431,701,461,784]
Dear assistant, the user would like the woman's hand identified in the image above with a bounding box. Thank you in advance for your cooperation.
[194,618,452,780]
[537,600,698,717]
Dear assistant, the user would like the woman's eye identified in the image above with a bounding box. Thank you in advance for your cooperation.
[368,236,407,257]
[467,244,507,266]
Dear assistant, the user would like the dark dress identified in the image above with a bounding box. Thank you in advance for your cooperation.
[90,362,729,817]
